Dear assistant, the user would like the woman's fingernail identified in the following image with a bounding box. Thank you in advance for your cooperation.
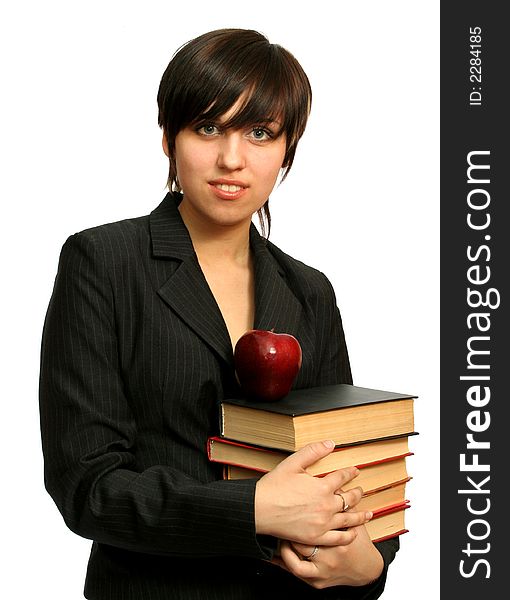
[366,511,373,520]
[323,440,335,449]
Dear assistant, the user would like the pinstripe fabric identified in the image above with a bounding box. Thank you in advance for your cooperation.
[39,193,398,599]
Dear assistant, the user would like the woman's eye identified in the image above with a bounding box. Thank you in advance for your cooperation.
[250,127,271,141]
[197,124,219,136]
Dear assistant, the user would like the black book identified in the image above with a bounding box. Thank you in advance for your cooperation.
[220,383,417,452]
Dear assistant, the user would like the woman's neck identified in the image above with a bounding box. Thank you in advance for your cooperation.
[178,200,251,267]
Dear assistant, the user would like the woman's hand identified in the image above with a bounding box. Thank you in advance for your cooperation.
[254,440,370,546]
[273,525,384,589]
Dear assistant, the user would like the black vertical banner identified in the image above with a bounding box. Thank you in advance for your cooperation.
[441,2,507,597]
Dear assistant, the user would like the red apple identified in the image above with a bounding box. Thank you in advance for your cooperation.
[234,329,302,402]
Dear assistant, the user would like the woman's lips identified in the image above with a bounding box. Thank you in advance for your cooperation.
[208,180,248,200]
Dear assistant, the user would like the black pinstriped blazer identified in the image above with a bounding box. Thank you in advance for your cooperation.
[39,192,399,599]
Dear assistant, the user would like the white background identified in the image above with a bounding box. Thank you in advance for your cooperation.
[0,1,439,597]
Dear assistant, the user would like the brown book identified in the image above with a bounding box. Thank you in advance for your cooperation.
[224,455,412,495]
[207,434,415,474]
[221,383,416,452]
[357,481,408,513]
[366,502,410,543]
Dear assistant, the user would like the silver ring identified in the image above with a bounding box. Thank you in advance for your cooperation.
[337,492,349,512]
[303,545,319,561]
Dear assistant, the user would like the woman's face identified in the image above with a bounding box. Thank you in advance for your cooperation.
[168,99,286,231]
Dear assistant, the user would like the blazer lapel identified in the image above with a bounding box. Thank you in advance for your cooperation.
[149,193,304,366]
[150,194,233,366]
[250,225,303,338]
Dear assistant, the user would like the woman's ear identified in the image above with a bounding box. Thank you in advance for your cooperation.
[162,132,170,157]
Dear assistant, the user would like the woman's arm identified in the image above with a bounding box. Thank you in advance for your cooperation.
[39,232,269,560]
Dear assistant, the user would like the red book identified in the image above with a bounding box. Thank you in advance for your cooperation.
[207,434,415,474]
[367,502,410,543]
[209,435,414,495]
[223,459,412,497]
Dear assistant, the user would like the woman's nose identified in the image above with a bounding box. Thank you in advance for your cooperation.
[216,132,246,171]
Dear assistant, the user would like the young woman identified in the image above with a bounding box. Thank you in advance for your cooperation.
[39,28,399,599]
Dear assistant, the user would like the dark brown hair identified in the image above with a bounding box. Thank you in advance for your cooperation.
[157,28,312,237]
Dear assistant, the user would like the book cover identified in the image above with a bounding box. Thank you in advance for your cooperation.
[223,383,417,416]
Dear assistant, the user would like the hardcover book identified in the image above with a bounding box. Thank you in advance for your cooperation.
[221,383,416,451]
[208,433,416,474]
[366,502,410,543]
[224,455,412,496]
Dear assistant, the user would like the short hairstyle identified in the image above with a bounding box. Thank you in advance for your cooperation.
[157,28,312,237]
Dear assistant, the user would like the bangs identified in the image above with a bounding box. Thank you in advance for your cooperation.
[190,46,308,141]
[159,30,311,150]
[192,84,286,137]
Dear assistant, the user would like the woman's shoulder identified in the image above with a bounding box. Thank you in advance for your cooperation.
[62,193,182,258]
[52,213,152,279]
[71,213,150,246]
[58,212,151,260]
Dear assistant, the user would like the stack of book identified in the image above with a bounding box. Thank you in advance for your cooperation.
[209,383,417,543]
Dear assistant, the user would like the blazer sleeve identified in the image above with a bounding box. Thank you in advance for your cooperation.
[314,272,400,600]
[39,232,270,560]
